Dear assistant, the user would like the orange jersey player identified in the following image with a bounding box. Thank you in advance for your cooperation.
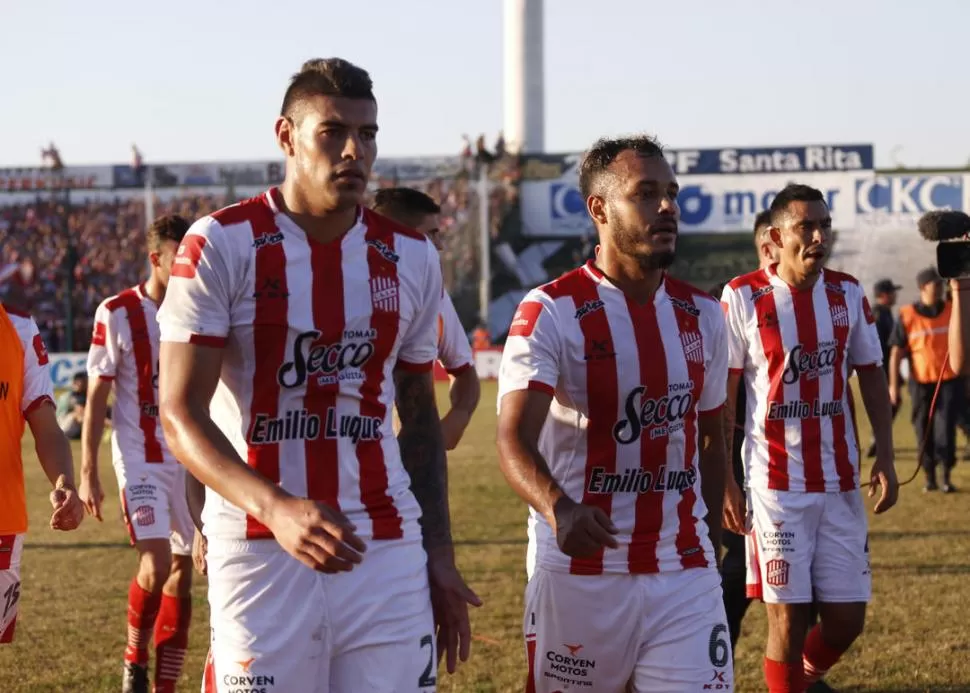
[0,301,84,644]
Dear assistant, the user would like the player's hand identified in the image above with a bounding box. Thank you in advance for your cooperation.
[192,529,208,576]
[888,385,899,408]
[428,548,483,675]
[264,496,366,573]
[49,476,84,531]
[869,455,899,514]
[440,409,471,451]
[551,496,619,558]
[722,477,746,535]
[79,470,105,522]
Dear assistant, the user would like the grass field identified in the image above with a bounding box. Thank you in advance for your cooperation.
[1,380,969,692]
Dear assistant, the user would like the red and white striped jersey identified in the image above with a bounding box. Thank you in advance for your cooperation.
[87,284,171,466]
[498,261,728,575]
[720,266,883,493]
[437,292,473,375]
[157,189,442,542]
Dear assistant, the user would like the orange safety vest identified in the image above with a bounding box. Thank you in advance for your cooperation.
[899,302,956,384]
[472,327,490,350]
[0,304,28,534]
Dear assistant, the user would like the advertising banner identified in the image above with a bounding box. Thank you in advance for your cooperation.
[853,173,969,229]
[48,352,88,390]
[518,145,872,237]
[0,166,113,192]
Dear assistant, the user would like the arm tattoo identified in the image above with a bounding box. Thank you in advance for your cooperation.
[394,370,452,551]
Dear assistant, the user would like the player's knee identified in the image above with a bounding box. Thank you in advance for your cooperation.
[766,603,810,644]
[136,545,173,592]
[821,604,866,648]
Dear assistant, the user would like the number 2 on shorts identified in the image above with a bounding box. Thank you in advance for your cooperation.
[418,633,437,688]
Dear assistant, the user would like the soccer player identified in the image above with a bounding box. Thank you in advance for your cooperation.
[721,184,899,693]
[720,209,778,650]
[80,215,195,693]
[371,186,481,450]
[0,301,84,645]
[496,135,733,692]
[157,58,479,693]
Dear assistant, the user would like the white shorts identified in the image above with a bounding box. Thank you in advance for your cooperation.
[0,534,24,644]
[203,537,435,693]
[524,566,733,692]
[745,488,871,604]
[116,461,193,556]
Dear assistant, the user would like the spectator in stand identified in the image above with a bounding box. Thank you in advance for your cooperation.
[0,169,518,347]
[56,372,87,440]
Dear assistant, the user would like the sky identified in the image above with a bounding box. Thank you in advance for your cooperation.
[1,0,967,169]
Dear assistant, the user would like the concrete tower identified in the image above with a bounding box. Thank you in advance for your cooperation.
[503,0,544,154]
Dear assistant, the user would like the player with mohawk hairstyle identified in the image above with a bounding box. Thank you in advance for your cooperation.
[158,57,477,692]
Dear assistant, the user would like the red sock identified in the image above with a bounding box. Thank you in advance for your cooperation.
[803,624,848,683]
[153,594,192,693]
[764,657,805,693]
[125,578,162,667]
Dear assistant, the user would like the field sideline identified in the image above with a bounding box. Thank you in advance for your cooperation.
[1,380,968,692]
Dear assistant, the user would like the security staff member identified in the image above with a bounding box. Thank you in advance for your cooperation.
[866,278,902,457]
[889,267,962,492]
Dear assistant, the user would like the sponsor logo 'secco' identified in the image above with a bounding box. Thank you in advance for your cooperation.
[277,329,374,388]
[782,341,837,384]
[613,383,694,445]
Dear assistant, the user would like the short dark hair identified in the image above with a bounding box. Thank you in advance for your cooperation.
[147,215,190,251]
[372,188,441,227]
[578,134,665,199]
[754,210,772,236]
[281,58,375,121]
[768,184,826,227]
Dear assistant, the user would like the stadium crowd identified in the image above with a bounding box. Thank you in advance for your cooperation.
[0,153,518,352]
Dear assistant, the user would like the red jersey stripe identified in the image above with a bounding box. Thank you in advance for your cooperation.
[359,222,404,540]
[750,275,790,491]
[666,285,708,570]
[244,203,288,539]
[627,297,667,574]
[304,238,343,514]
[824,284,856,491]
[119,291,164,464]
[791,289,825,492]
[563,273,616,576]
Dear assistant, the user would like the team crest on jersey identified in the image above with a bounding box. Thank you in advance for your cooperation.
[670,297,700,317]
[574,299,605,321]
[751,285,774,303]
[680,331,704,364]
[370,276,399,313]
[830,304,849,328]
[367,238,400,264]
